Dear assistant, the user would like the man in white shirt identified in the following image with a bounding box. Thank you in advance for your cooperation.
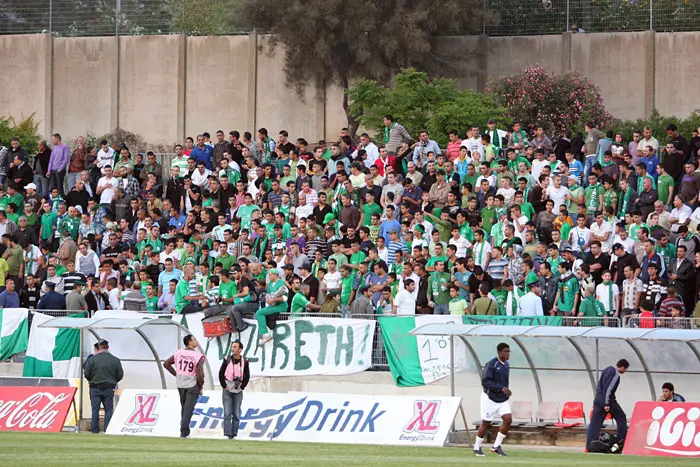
[96,166,116,205]
[612,225,635,254]
[96,140,115,175]
[517,281,543,316]
[465,126,485,162]
[191,162,212,189]
[590,212,614,253]
[546,175,569,212]
[398,264,420,300]
[352,133,380,168]
[510,205,529,243]
[471,229,492,270]
[669,195,692,234]
[393,279,417,315]
[475,163,497,189]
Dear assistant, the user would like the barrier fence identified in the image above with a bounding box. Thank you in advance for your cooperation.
[13,309,693,369]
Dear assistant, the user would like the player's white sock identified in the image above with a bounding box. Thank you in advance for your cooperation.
[493,432,506,448]
[474,436,484,449]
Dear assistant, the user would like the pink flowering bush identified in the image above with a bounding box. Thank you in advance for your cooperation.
[487,65,614,137]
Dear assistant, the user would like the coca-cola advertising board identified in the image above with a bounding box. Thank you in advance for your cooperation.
[0,386,77,432]
[623,402,700,457]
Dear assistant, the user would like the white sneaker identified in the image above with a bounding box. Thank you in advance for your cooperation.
[260,334,273,345]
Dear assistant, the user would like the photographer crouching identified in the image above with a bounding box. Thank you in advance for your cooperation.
[218,340,250,439]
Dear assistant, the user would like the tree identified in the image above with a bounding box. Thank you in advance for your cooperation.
[347,68,509,147]
[166,0,240,35]
[239,0,486,137]
[487,65,614,138]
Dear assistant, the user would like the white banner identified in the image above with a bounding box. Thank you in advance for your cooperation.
[90,311,375,388]
[107,389,461,447]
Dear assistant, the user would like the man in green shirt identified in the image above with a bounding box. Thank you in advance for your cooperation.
[347,240,366,272]
[425,210,453,243]
[329,241,348,268]
[656,163,674,208]
[255,267,289,344]
[237,193,260,231]
[339,265,356,317]
[290,283,321,317]
[425,243,448,272]
[360,191,382,227]
[175,267,205,314]
[215,243,236,271]
[145,283,159,313]
[577,286,605,327]
[490,280,508,316]
[514,189,535,220]
[427,261,451,314]
[553,262,579,316]
[218,270,238,304]
[584,174,604,215]
[39,201,57,244]
[566,176,584,217]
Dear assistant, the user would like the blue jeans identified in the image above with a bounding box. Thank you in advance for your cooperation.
[434,303,449,315]
[33,173,50,198]
[222,390,244,438]
[66,172,81,192]
[178,385,200,437]
[583,156,597,187]
[89,386,115,433]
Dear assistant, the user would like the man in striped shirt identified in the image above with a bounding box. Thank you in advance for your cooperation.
[62,261,87,297]
[386,229,407,266]
[171,144,189,175]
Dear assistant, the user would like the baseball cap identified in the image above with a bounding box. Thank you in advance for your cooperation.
[98,339,109,346]
[612,243,624,251]
[24,183,37,191]
[299,263,312,271]
[282,264,294,270]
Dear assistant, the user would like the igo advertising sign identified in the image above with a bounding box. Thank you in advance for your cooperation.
[107,390,461,446]
[624,402,700,457]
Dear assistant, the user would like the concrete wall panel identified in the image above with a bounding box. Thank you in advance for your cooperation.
[486,35,564,79]
[255,36,323,143]
[185,36,252,137]
[53,36,118,141]
[118,35,185,146]
[571,32,652,119]
[654,32,700,117]
[433,36,480,91]
[0,34,52,137]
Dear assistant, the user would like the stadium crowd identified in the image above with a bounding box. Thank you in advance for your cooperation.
[0,118,700,341]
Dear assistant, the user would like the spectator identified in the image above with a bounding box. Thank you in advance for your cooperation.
[84,339,123,434]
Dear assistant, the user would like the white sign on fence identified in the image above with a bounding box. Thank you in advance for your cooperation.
[107,389,461,447]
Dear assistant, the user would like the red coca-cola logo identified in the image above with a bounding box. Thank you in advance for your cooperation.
[624,402,700,458]
[0,387,77,432]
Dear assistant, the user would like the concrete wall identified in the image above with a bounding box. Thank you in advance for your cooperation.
[1,31,699,147]
[53,36,118,139]
[0,34,52,137]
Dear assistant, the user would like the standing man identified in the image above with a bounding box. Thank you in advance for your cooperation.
[218,340,250,439]
[164,335,205,439]
[586,358,630,452]
[47,133,71,197]
[84,339,123,434]
[474,343,512,457]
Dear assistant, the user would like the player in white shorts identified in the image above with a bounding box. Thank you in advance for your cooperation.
[474,342,512,457]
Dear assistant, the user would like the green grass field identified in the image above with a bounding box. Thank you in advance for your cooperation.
[0,432,696,466]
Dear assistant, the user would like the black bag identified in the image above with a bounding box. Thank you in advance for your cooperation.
[588,440,611,453]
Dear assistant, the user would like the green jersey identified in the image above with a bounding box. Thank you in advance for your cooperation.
[340,275,355,305]
[426,255,448,268]
[361,202,382,226]
[40,212,57,241]
[329,253,348,268]
[657,174,674,205]
[145,295,159,313]
[520,202,536,220]
[579,296,606,326]
[481,207,495,234]
[291,292,311,316]
[175,278,191,313]
[556,274,579,313]
[628,223,649,242]
[584,183,604,214]
[427,272,451,305]
[491,288,508,315]
[350,251,366,268]
[567,184,584,213]
[219,280,237,302]
[655,243,676,270]
[237,204,260,231]
[216,253,236,271]
[459,223,474,242]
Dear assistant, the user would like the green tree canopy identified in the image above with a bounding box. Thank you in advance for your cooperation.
[347,68,509,147]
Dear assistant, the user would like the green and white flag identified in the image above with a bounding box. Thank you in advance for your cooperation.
[379,314,563,387]
[0,308,29,360]
[23,312,83,378]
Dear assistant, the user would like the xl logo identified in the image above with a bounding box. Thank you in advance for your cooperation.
[125,394,160,426]
[403,400,441,434]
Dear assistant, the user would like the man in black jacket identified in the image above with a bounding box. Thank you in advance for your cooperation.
[84,339,124,434]
[218,340,250,439]
[586,358,629,451]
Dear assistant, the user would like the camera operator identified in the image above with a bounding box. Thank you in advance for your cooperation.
[218,340,250,439]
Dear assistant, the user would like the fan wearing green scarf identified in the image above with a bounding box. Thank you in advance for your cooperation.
[594,270,619,319]
[507,122,529,156]
[577,286,606,327]
[584,173,605,215]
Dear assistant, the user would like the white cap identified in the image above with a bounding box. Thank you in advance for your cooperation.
[24,183,37,190]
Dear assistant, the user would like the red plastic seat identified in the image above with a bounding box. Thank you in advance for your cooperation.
[554,401,585,428]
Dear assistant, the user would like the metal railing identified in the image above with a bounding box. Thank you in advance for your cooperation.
[623,315,700,329]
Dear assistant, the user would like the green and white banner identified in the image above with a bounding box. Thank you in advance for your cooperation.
[379,315,563,387]
[23,312,84,378]
[0,308,29,361]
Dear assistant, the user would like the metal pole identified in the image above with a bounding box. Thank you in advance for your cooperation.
[49,0,53,34]
[78,329,84,423]
[566,0,570,31]
[115,0,122,36]
[595,338,599,385]
[650,0,653,31]
[450,336,455,397]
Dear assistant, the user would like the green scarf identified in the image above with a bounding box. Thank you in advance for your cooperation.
[601,159,615,167]
[618,188,631,218]
[602,280,614,314]
[513,130,527,145]
[384,122,396,144]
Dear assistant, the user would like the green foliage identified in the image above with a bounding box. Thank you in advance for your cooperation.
[166,0,239,36]
[613,109,700,142]
[347,69,509,147]
[488,65,614,137]
[0,114,40,153]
